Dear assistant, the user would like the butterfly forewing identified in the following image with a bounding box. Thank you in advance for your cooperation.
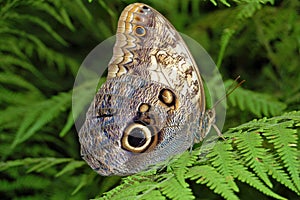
[108,3,205,112]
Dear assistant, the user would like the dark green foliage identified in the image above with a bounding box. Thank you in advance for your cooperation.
[0,0,299,199]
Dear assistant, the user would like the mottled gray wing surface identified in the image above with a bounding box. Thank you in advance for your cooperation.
[108,3,205,113]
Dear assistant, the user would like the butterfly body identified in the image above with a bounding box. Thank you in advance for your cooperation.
[79,3,213,176]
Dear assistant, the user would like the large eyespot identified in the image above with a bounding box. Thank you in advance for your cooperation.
[121,123,157,153]
[134,26,146,36]
[159,88,178,109]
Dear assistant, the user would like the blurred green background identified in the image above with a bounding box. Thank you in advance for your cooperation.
[0,0,299,199]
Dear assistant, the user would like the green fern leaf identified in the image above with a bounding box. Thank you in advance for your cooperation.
[236,0,274,20]
[0,87,40,106]
[138,190,165,200]
[209,0,231,7]
[264,119,300,191]
[231,161,286,200]
[98,182,127,200]
[264,154,300,195]
[206,142,239,192]
[0,52,41,76]
[234,131,273,188]
[26,158,72,173]
[186,165,239,200]
[10,174,52,190]
[168,151,198,187]
[11,92,71,149]
[0,157,72,172]
[31,0,75,31]
[59,111,75,137]
[0,72,41,93]
[99,176,160,200]
[225,111,300,198]
[217,28,235,68]
[159,175,194,200]
[72,172,98,195]
[226,80,287,117]
[55,160,86,177]
[63,77,101,137]
[7,12,67,46]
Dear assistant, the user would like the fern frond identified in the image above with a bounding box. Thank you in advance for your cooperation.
[31,0,76,31]
[231,161,285,200]
[137,190,165,200]
[0,157,72,172]
[2,29,77,75]
[186,165,239,200]
[264,154,300,195]
[4,0,76,31]
[0,51,40,76]
[60,76,100,137]
[217,28,235,68]
[206,142,239,192]
[0,160,95,199]
[264,119,300,191]
[209,0,231,7]
[234,131,273,187]
[98,181,126,200]
[0,87,40,106]
[159,175,194,200]
[59,111,75,137]
[6,12,67,46]
[0,106,27,131]
[99,176,160,200]
[55,160,86,177]
[1,173,52,190]
[10,92,71,149]
[26,158,73,173]
[226,111,300,197]
[72,172,98,195]
[236,0,274,20]
[0,0,79,77]
[0,72,41,93]
[225,80,287,117]
[168,151,198,187]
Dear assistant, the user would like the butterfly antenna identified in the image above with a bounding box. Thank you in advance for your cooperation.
[209,76,245,141]
[211,76,245,109]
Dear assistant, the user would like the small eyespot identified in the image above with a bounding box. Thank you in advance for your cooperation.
[158,89,179,109]
[138,103,150,113]
[159,89,173,104]
[142,5,149,10]
[121,123,156,153]
[134,26,146,36]
[135,16,141,21]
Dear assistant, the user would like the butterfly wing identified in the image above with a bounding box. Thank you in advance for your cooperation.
[108,3,205,113]
[79,3,207,176]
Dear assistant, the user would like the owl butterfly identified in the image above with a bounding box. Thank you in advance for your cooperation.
[79,3,217,176]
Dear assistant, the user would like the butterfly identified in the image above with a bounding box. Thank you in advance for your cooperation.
[78,3,217,176]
